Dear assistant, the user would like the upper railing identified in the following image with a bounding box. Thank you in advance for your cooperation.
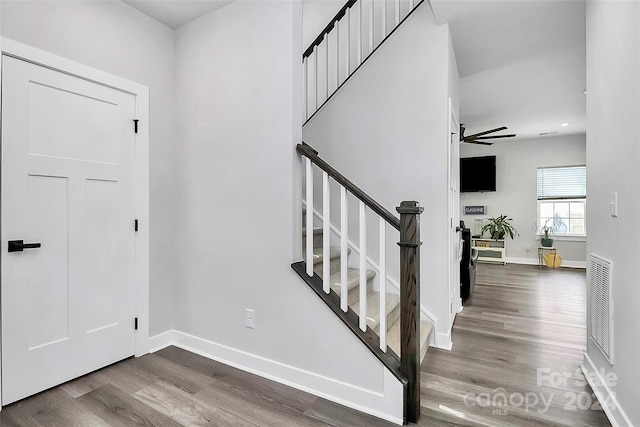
[303,0,424,123]
[294,142,422,423]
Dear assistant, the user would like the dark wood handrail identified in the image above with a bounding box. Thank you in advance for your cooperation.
[303,0,357,59]
[297,143,400,230]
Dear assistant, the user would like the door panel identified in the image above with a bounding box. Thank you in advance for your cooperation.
[27,175,70,350]
[86,179,120,333]
[1,56,137,404]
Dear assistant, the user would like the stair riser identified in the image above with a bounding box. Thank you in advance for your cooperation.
[330,275,374,306]
[313,255,341,276]
[302,233,324,249]
[374,301,400,334]
[346,278,373,306]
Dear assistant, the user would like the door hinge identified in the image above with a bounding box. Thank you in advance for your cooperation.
[135,219,139,232]
[133,119,139,134]
[134,317,138,330]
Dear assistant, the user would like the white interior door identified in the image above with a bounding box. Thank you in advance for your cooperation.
[448,99,461,328]
[1,56,138,404]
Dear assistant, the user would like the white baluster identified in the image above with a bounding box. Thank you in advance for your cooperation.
[340,186,349,312]
[304,58,308,120]
[314,45,319,111]
[347,8,351,74]
[379,217,387,351]
[369,0,374,55]
[381,0,387,39]
[305,158,314,277]
[409,0,414,11]
[357,0,363,66]
[325,34,329,100]
[336,19,341,86]
[395,0,400,26]
[359,201,367,331]
[322,172,331,293]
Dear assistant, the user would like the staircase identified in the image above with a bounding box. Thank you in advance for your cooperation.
[296,0,431,423]
[303,0,425,123]
[302,221,431,362]
[293,143,431,424]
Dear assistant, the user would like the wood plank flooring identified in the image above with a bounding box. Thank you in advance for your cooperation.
[0,263,611,426]
[419,263,611,426]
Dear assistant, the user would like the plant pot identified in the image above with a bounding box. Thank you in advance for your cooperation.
[492,231,505,240]
[540,237,553,247]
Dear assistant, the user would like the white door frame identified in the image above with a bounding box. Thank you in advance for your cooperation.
[447,97,462,326]
[0,37,150,406]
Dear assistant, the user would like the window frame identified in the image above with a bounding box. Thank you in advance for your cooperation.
[536,198,587,238]
[537,165,587,238]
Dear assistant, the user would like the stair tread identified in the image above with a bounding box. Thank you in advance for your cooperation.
[350,292,400,330]
[329,268,375,293]
[301,227,323,235]
[303,247,341,265]
[386,319,432,364]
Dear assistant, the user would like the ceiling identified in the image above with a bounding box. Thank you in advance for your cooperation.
[122,0,233,29]
[121,0,586,142]
[430,0,586,141]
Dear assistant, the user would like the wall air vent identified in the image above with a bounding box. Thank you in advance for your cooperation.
[589,254,613,364]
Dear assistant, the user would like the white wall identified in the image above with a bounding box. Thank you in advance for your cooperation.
[302,0,344,49]
[460,134,587,267]
[0,0,176,335]
[585,2,640,425]
[172,2,403,422]
[302,4,457,347]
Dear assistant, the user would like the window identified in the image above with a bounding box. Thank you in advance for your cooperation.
[537,166,586,237]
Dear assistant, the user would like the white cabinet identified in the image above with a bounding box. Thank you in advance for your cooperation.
[472,238,506,264]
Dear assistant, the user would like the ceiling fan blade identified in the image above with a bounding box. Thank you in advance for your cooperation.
[463,140,493,145]
[464,126,508,139]
[473,134,517,140]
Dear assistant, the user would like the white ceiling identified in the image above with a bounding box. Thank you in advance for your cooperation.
[430,0,586,141]
[122,0,233,29]
[122,0,586,142]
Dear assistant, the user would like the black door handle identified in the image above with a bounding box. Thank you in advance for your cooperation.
[8,240,42,252]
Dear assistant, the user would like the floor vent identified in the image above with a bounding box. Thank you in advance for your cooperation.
[589,254,613,364]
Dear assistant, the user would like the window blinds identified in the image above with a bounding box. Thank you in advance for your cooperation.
[537,166,586,200]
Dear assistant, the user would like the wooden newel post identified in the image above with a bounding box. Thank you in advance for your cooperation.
[396,200,423,424]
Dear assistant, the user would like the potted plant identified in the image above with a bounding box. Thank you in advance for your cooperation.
[540,221,553,247]
[481,215,518,240]
[540,217,562,247]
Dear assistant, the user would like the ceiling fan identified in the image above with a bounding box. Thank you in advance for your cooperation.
[460,124,516,145]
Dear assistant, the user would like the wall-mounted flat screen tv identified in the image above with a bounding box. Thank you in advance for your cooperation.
[460,155,496,193]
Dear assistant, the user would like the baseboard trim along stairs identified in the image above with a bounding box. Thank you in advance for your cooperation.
[147,330,405,425]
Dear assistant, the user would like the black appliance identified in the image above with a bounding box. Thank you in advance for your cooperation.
[459,221,477,303]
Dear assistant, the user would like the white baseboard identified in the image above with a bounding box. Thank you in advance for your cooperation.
[506,257,587,269]
[147,329,404,425]
[560,260,587,269]
[434,331,452,350]
[581,352,632,427]
[420,306,438,348]
[147,330,174,353]
[420,305,452,350]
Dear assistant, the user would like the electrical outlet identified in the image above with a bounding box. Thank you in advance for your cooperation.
[245,309,255,329]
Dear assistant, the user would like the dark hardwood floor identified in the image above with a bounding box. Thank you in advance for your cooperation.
[0,263,611,426]
[419,263,611,426]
